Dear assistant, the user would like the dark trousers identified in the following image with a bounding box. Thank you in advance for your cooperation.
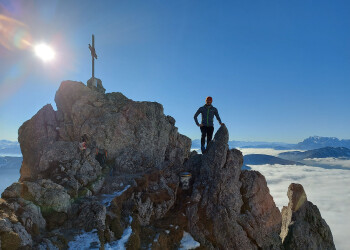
[200,126,214,148]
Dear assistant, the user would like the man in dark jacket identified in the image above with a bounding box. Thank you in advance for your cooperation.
[194,96,224,153]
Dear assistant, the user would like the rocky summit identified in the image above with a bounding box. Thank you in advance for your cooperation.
[0,81,335,249]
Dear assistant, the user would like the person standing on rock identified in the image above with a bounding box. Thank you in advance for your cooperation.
[194,96,224,153]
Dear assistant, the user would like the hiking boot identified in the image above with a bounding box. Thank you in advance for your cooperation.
[201,145,206,154]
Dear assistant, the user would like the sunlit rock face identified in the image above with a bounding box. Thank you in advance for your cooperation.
[281,183,336,250]
[0,80,335,249]
[19,80,191,183]
[186,126,282,249]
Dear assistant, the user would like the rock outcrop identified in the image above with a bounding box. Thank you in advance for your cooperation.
[19,81,191,183]
[281,183,336,250]
[0,80,335,249]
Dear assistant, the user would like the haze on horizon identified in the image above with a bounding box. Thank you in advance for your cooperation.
[0,0,349,143]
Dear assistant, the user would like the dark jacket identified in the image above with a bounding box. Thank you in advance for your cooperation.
[194,104,222,127]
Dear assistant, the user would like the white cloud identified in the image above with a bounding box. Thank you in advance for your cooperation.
[237,148,305,157]
[304,157,350,169]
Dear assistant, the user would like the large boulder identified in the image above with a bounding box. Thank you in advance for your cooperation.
[54,81,191,171]
[3,180,71,212]
[19,81,191,185]
[18,104,58,181]
[281,183,336,250]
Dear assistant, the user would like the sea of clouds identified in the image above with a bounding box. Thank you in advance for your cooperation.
[241,148,350,250]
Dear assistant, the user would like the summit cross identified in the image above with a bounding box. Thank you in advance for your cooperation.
[88,34,98,79]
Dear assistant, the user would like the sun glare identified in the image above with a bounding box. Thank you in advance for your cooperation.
[34,43,55,62]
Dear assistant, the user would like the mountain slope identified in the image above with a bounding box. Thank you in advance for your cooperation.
[297,136,350,150]
[279,147,350,161]
[244,154,304,166]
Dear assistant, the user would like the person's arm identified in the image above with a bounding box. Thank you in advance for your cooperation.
[214,108,223,125]
[194,108,201,126]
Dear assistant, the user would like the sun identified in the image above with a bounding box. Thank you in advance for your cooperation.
[34,43,55,62]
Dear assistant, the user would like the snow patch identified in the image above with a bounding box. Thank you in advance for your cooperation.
[68,216,133,249]
[100,185,130,206]
[105,216,133,249]
[68,229,100,249]
[179,231,200,250]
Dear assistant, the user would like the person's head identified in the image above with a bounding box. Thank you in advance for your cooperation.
[206,96,212,105]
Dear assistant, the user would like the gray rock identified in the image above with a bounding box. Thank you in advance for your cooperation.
[239,170,282,249]
[187,125,254,249]
[22,180,71,213]
[1,182,22,199]
[12,222,33,247]
[90,176,105,195]
[1,79,335,249]
[281,183,336,250]
[18,104,58,181]
[0,217,32,248]
[73,200,106,232]
[18,80,191,189]
[15,199,46,235]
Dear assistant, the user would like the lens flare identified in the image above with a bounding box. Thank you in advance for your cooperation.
[34,43,55,62]
[0,14,32,50]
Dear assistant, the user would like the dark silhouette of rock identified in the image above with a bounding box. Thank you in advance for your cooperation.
[281,183,336,250]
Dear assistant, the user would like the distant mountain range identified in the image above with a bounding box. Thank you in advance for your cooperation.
[243,147,350,167]
[0,140,21,155]
[296,136,350,150]
[192,136,350,150]
[278,147,350,161]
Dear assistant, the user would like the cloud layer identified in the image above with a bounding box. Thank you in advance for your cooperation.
[247,163,350,250]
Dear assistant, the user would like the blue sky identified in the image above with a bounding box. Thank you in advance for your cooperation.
[0,0,349,142]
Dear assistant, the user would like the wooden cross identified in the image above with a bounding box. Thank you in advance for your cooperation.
[89,34,98,79]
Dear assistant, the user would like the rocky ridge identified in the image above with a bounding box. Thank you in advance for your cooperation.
[0,81,335,249]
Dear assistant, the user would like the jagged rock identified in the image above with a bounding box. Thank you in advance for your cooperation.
[104,126,283,249]
[71,200,106,232]
[19,104,58,181]
[18,80,191,186]
[187,125,254,249]
[54,81,191,171]
[281,183,335,250]
[0,199,18,224]
[108,170,179,229]
[22,180,71,213]
[1,182,22,199]
[1,79,336,249]
[239,170,282,249]
[0,217,32,249]
[187,125,282,250]
[14,199,46,235]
